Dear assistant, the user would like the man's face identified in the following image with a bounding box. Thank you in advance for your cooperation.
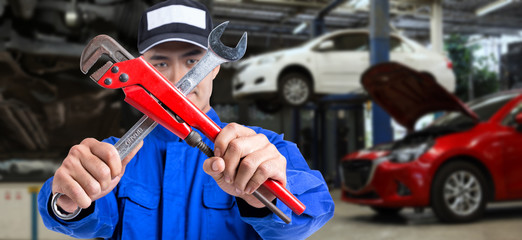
[142,41,220,113]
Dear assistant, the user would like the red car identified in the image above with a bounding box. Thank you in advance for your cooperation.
[340,62,522,223]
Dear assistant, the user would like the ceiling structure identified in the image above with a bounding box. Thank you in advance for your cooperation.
[209,0,522,53]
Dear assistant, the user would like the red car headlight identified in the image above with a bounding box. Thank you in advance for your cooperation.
[388,140,434,163]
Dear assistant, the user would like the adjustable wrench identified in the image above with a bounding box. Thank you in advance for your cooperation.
[52,22,305,223]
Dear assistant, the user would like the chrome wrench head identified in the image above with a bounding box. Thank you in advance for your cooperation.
[174,21,247,95]
[208,21,247,62]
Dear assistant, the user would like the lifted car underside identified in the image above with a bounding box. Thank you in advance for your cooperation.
[0,0,163,158]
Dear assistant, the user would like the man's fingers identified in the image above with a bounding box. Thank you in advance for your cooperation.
[203,157,225,183]
[83,138,122,178]
[213,123,257,184]
[68,161,103,200]
[121,140,143,169]
[245,159,286,195]
[233,149,268,193]
[52,138,143,212]
[236,144,286,194]
[54,170,92,209]
[55,193,78,213]
[76,150,112,191]
[213,123,256,158]
[221,134,269,183]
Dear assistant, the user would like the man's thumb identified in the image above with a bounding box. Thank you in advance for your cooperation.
[203,157,225,180]
[121,140,143,168]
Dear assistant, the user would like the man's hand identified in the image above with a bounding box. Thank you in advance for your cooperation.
[52,138,143,213]
[203,123,287,208]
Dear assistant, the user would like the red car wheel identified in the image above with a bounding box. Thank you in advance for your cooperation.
[431,161,488,223]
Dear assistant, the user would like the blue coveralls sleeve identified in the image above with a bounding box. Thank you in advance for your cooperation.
[37,137,121,239]
[239,127,335,240]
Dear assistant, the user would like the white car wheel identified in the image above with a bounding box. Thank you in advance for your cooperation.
[279,73,311,106]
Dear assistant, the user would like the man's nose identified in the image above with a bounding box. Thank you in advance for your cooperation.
[168,67,184,85]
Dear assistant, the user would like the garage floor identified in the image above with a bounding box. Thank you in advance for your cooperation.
[308,189,522,240]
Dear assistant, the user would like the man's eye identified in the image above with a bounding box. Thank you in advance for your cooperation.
[187,59,199,65]
[154,62,168,68]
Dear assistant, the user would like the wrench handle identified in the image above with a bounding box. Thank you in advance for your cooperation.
[114,115,158,159]
[52,115,157,220]
[175,50,225,96]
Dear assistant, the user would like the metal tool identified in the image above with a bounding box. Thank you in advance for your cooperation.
[52,31,156,221]
[52,22,305,223]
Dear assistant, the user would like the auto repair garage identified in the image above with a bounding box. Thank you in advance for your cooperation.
[1,0,522,239]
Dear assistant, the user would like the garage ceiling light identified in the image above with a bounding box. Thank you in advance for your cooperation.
[293,22,308,35]
[475,0,513,17]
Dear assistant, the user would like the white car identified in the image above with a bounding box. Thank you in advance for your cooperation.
[232,29,455,111]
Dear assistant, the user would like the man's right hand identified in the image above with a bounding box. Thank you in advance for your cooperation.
[51,138,143,213]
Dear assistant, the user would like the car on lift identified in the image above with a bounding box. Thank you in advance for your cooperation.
[232,29,455,112]
[340,62,522,223]
[0,0,149,159]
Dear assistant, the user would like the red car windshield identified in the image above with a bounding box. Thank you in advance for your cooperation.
[432,93,518,128]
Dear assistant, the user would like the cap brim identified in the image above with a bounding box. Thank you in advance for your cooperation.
[138,32,208,54]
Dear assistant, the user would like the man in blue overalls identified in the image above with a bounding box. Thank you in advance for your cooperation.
[38,0,334,239]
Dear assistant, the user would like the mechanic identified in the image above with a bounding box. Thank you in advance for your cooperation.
[37,0,334,239]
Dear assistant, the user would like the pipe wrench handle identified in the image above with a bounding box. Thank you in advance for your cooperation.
[263,179,306,215]
[189,135,305,222]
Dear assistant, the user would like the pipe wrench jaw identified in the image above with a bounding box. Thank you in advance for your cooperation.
[91,58,141,90]
[93,57,218,141]
[89,61,114,84]
[79,34,135,84]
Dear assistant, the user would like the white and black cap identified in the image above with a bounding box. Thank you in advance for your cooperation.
[137,0,213,54]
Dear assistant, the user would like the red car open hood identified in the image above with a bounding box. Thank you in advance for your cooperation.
[361,62,478,131]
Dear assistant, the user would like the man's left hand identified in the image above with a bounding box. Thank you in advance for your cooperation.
[203,123,287,208]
